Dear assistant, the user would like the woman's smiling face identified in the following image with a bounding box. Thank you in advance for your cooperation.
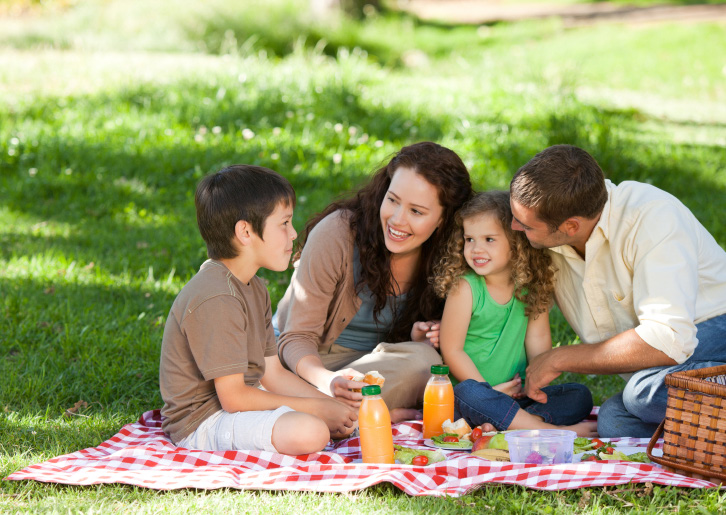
[379,166,444,258]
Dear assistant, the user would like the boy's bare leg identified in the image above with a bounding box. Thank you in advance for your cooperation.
[271,411,330,455]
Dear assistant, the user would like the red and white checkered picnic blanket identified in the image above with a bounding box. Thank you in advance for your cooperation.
[6,410,717,495]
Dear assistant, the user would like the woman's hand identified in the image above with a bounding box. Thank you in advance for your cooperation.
[493,373,524,399]
[328,369,366,408]
[411,320,441,348]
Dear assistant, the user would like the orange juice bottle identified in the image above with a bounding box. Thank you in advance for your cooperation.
[422,364,454,439]
[359,384,394,464]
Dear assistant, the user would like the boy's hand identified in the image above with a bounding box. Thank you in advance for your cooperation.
[411,320,441,348]
[493,374,524,399]
[312,398,357,437]
[329,369,366,408]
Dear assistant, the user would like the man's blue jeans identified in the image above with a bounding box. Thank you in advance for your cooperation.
[453,380,593,431]
[598,313,726,438]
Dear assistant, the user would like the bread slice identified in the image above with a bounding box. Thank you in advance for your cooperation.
[350,371,385,392]
[441,418,472,438]
[363,370,385,387]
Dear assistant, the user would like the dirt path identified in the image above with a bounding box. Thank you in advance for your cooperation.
[398,0,726,26]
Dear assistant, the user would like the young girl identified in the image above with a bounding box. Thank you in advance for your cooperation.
[434,191,597,436]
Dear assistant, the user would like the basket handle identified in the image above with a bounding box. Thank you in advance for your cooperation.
[646,419,665,460]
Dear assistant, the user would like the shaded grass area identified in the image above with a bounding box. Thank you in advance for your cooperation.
[1,0,726,511]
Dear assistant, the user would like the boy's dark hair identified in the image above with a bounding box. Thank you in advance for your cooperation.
[195,165,295,260]
[510,145,608,231]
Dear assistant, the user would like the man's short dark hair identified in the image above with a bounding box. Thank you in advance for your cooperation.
[510,145,608,230]
[195,165,295,259]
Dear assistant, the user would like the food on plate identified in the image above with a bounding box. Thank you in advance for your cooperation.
[470,427,483,441]
[411,455,429,466]
[350,371,386,392]
[471,448,510,462]
[441,418,472,439]
[431,433,473,449]
[579,450,651,463]
[394,445,445,465]
[574,437,616,455]
[598,450,651,463]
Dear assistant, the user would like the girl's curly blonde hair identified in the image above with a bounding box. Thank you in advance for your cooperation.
[432,190,556,317]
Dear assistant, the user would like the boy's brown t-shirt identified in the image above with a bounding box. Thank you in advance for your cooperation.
[159,259,277,444]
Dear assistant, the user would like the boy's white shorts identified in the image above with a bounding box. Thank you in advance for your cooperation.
[177,406,294,452]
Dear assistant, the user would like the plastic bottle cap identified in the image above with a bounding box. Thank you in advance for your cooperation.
[431,365,449,375]
[361,385,381,396]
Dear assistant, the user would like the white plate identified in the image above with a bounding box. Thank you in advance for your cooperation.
[423,438,473,451]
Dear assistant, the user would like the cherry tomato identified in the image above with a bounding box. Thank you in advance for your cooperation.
[443,436,459,443]
[591,438,605,448]
[605,446,616,454]
[581,455,599,462]
[470,427,483,441]
[411,455,429,466]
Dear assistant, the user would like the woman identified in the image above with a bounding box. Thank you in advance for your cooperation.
[276,142,473,422]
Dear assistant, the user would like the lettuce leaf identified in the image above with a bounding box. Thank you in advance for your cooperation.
[393,445,446,465]
[431,433,473,449]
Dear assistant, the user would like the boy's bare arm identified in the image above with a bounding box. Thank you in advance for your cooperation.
[215,372,356,436]
[261,354,338,399]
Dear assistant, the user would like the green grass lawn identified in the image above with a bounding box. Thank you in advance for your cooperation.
[1,0,725,512]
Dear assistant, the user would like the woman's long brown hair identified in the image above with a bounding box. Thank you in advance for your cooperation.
[295,141,473,342]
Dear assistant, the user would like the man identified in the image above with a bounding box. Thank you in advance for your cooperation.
[509,144,726,437]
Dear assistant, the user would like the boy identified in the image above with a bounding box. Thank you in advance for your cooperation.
[160,165,357,454]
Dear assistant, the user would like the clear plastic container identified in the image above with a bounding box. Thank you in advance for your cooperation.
[504,429,577,465]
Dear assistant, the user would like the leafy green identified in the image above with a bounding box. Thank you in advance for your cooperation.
[393,445,446,465]
[598,451,651,463]
[573,438,596,453]
[430,433,473,449]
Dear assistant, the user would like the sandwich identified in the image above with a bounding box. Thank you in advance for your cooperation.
[441,418,472,440]
[350,371,385,391]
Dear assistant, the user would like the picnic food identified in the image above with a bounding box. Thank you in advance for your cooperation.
[573,437,616,455]
[393,445,446,465]
[411,455,429,466]
[441,418,472,439]
[487,433,509,450]
[472,432,509,452]
[351,371,386,392]
[422,365,454,438]
[579,450,651,463]
[505,429,576,465]
[358,385,394,464]
[430,433,473,449]
[471,448,510,461]
[470,427,483,441]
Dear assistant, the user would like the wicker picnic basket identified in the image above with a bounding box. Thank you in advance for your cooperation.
[646,364,726,484]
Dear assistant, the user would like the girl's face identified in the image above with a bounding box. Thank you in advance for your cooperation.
[462,212,512,281]
[379,166,444,258]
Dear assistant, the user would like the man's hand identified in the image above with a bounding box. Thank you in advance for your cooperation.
[524,349,563,403]
[493,373,524,399]
[411,320,441,348]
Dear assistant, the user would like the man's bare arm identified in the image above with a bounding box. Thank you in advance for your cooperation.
[524,329,677,403]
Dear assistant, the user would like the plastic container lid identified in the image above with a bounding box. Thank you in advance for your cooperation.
[361,385,381,396]
[431,365,449,375]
